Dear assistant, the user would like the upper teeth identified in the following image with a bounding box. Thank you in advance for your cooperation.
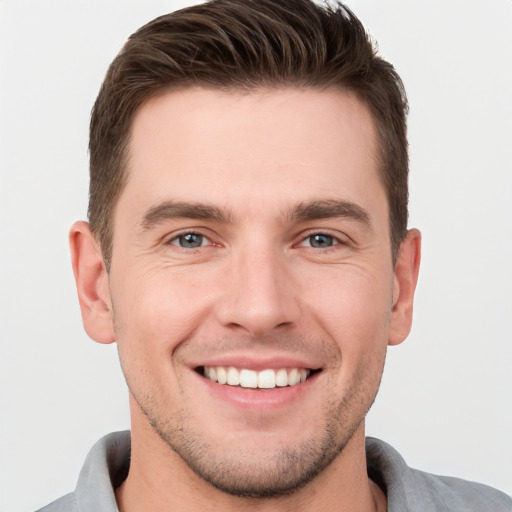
[203,366,310,389]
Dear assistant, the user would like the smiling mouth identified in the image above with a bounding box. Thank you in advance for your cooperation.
[198,366,320,389]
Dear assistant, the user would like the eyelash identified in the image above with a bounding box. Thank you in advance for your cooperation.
[167,231,212,249]
[165,230,347,251]
[299,233,340,249]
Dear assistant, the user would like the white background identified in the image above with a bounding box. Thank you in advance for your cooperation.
[1,1,511,510]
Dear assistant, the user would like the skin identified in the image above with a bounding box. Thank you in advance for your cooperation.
[71,88,421,512]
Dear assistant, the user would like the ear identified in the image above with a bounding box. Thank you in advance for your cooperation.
[388,229,421,346]
[69,221,115,344]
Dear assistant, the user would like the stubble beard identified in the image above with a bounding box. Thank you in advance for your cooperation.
[115,317,388,499]
[128,359,384,500]
[148,404,356,498]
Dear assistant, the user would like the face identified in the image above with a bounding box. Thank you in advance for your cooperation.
[77,88,417,498]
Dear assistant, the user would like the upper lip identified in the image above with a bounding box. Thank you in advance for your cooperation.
[189,353,323,372]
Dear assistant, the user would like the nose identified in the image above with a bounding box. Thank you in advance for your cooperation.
[216,244,301,337]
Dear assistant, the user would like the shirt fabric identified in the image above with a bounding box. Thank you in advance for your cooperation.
[36,430,512,511]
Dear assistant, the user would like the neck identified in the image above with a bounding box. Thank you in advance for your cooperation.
[116,405,386,512]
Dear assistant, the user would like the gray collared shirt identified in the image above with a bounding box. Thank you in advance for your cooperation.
[36,431,512,511]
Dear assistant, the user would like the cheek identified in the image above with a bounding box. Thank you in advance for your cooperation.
[117,266,199,324]
[301,264,394,361]
[111,264,222,369]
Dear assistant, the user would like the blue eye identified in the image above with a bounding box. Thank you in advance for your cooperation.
[307,234,335,248]
[171,233,205,248]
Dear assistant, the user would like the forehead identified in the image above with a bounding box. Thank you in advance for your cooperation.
[118,87,385,227]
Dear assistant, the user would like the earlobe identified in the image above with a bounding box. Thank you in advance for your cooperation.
[388,229,421,346]
[69,221,115,344]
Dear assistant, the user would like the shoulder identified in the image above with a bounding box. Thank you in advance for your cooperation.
[405,466,512,511]
[34,431,131,512]
[366,437,512,512]
[35,493,77,512]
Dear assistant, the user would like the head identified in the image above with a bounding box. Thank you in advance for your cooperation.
[72,0,420,503]
[88,0,409,271]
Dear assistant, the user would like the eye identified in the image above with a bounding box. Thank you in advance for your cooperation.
[299,233,339,249]
[169,232,208,249]
[308,234,335,248]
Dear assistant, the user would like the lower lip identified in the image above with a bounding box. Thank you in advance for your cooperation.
[194,370,319,411]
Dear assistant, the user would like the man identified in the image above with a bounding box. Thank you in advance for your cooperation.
[36,0,511,511]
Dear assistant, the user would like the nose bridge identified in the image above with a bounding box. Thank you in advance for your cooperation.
[217,236,299,336]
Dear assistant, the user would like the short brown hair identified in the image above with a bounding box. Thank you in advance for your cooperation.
[89,0,409,268]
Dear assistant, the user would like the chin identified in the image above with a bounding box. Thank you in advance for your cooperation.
[141,394,364,499]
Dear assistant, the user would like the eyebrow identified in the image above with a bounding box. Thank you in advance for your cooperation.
[139,198,371,232]
[140,200,233,231]
[289,199,371,226]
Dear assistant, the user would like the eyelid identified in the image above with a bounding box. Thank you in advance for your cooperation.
[297,228,350,243]
[169,233,207,248]
[164,228,217,247]
[295,229,350,247]
[161,227,350,249]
